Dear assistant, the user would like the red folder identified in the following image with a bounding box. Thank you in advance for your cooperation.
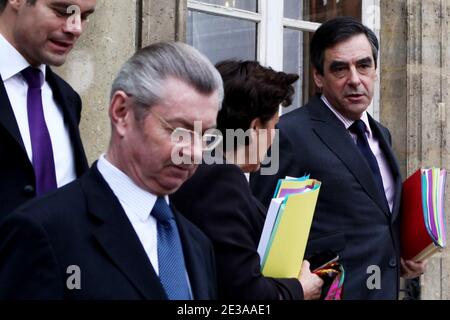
[400,169,443,261]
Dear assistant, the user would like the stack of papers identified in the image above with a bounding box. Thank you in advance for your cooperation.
[401,168,447,261]
[257,175,321,278]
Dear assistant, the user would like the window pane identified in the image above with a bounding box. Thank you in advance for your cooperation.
[284,0,362,22]
[284,0,303,20]
[187,11,257,64]
[197,0,257,12]
[283,28,314,114]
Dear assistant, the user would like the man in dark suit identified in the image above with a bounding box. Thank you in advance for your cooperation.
[0,42,223,299]
[0,0,96,218]
[250,17,425,299]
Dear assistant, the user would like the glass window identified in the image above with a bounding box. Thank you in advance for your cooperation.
[284,0,303,20]
[198,0,258,12]
[188,0,373,115]
[187,11,257,64]
[283,29,313,113]
[284,0,362,22]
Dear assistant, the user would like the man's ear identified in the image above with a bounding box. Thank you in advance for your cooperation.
[250,117,264,132]
[313,68,323,90]
[109,90,132,137]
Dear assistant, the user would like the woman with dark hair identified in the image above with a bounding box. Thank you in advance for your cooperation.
[171,60,323,300]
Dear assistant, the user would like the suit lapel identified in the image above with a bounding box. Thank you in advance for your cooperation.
[308,97,390,217]
[81,166,167,300]
[45,67,78,129]
[369,117,403,220]
[0,74,27,153]
[174,207,210,300]
[46,67,88,175]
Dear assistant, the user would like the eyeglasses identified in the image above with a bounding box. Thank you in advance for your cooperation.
[149,110,222,152]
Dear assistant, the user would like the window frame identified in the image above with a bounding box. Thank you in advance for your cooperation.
[187,0,381,119]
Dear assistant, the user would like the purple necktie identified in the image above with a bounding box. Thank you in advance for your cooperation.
[21,67,57,195]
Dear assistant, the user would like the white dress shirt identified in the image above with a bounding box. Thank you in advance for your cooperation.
[321,95,395,212]
[97,154,161,273]
[97,155,193,298]
[0,33,76,188]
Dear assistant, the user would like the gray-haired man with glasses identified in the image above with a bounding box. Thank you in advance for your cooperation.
[0,42,223,300]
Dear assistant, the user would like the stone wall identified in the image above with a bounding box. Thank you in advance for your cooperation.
[380,0,407,178]
[407,0,450,300]
[381,0,450,299]
[141,0,187,46]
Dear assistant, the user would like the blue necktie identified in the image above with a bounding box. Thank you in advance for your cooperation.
[151,197,191,300]
[21,67,57,195]
[349,120,389,211]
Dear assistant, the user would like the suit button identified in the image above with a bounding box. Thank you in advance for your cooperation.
[23,185,35,196]
[389,258,397,268]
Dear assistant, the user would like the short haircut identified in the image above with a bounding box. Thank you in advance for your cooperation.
[215,60,298,147]
[0,0,37,13]
[111,41,224,120]
[310,16,379,75]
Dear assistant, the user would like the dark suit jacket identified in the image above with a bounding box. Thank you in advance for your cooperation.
[0,165,217,300]
[171,162,303,300]
[250,95,403,300]
[0,67,88,219]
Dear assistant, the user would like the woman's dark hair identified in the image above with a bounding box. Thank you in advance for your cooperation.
[215,60,298,146]
[310,16,379,75]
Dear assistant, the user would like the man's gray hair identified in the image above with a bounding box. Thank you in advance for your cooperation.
[111,41,223,119]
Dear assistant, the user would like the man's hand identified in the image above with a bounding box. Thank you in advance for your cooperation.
[401,258,427,279]
[298,260,324,300]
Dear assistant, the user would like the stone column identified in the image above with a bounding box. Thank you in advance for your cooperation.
[55,0,139,164]
[380,0,408,178]
[381,0,450,299]
[380,0,410,299]
[405,0,450,299]
[141,0,187,46]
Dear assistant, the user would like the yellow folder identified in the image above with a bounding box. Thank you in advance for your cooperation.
[261,178,321,278]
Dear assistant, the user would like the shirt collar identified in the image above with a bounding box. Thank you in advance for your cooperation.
[97,154,169,222]
[0,33,46,81]
[321,94,372,137]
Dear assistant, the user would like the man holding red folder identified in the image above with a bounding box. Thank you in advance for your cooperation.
[251,17,425,299]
